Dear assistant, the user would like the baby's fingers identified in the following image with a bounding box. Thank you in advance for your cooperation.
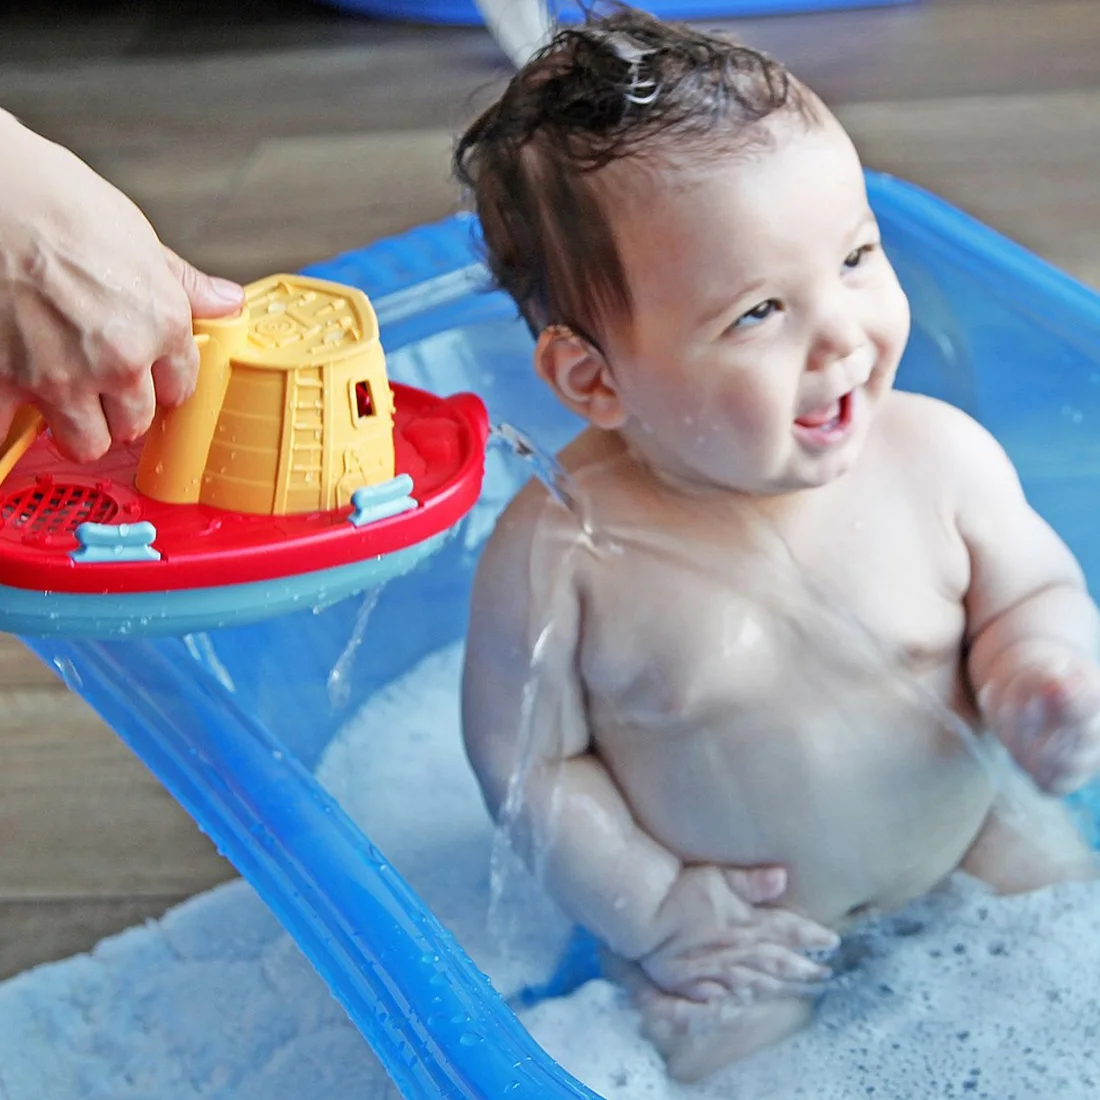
[1000,689,1100,794]
[707,954,829,1005]
[739,941,833,984]
[757,908,841,954]
[724,865,787,906]
[1032,679,1100,746]
[668,944,831,1004]
[675,962,789,1004]
[1040,731,1100,796]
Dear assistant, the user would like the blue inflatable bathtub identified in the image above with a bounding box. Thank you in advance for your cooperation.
[19,171,1100,1099]
[317,1,918,25]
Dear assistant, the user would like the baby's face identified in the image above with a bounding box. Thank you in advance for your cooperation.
[598,111,911,496]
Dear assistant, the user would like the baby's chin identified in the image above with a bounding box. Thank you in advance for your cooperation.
[628,437,870,499]
[786,442,868,492]
[642,460,834,501]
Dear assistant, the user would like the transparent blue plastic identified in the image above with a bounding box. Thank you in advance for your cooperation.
[19,171,1100,1099]
[317,0,917,24]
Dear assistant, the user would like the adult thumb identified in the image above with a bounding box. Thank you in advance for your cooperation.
[162,246,245,319]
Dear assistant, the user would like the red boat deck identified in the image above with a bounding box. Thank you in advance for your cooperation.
[0,385,488,594]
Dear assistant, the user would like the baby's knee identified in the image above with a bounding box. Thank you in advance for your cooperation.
[961,793,1097,895]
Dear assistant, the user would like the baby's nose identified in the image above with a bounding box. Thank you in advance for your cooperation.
[808,312,864,371]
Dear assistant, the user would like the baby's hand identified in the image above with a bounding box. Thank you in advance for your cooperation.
[638,864,839,1005]
[982,648,1100,795]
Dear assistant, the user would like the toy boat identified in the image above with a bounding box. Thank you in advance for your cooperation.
[0,274,489,638]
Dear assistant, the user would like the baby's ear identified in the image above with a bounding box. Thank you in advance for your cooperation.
[534,326,627,430]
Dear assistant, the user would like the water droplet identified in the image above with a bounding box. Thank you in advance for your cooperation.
[50,657,82,689]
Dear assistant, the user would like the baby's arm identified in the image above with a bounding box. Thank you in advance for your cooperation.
[462,495,835,999]
[939,403,1100,793]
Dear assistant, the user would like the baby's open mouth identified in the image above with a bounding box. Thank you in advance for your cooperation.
[793,391,854,440]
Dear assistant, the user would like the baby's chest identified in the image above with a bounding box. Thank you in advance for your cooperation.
[579,517,968,723]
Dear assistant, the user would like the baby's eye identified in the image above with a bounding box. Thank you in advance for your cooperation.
[843,243,878,269]
[733,299,781,329]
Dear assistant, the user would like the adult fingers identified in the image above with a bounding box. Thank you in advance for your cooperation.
[101,371,157,445]
[38,394,112,463]
[161,246,244,320]
[0,383,21,448]
[150,339,200,411]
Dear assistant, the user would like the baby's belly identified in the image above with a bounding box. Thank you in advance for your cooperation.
[596,698,996,926]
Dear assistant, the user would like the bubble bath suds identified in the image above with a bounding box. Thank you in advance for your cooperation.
[318,643,1100,1100]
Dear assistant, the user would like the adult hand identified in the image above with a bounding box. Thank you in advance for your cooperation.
[0,109,245,462]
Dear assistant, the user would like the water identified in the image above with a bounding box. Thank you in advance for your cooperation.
[183,632,236,694]
[486,618,564,949]
[490,423,601,547]
[485,423,613,951]
[487,420,623,950]
[328,589,382,710]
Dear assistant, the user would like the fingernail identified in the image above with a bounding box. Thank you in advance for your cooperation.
[757,868,785,896]
[695,981,725,1003]
[810,930,841,952]
[209,276,244,304]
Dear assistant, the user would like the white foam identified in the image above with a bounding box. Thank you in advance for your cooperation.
[319,642,1100,1100]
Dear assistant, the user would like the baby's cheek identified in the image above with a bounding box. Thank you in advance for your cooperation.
[686,390,753,447]
[876,277,912,364]
[716,380,784,444]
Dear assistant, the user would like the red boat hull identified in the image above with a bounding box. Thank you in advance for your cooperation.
[0,385,489,595]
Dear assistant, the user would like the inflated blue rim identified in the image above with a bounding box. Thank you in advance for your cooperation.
[316,0,917,27]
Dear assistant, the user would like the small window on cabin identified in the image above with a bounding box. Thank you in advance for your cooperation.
[355,381,375,419]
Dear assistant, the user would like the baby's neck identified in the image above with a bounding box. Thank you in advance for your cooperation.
[621,434,818,522]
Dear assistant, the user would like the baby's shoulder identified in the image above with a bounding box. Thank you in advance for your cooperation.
[878,391,1008,472]
[480,478,574,582]
[880,389,979,442]
[874,392,1024,518]
[476,438,607,597]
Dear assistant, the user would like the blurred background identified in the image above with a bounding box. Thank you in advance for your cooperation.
[0,0,1096,980]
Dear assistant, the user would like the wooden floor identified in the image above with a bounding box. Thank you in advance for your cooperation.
[1,0,1099,979]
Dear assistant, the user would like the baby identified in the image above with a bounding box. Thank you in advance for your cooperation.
[457,5,1100,1082]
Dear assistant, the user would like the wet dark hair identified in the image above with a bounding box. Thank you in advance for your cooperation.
[453,3,817,348]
